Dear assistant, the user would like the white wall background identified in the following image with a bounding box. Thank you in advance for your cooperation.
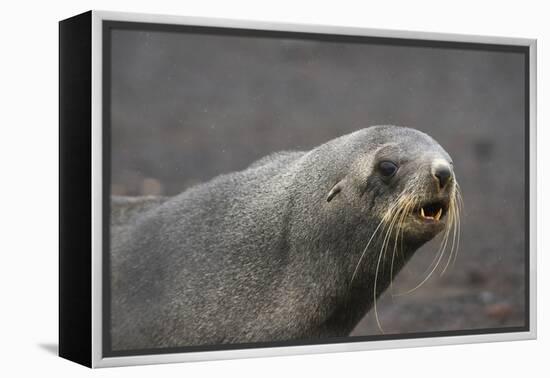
[0,0,546,376]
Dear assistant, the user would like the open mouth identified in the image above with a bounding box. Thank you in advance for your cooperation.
[417,201,448,222]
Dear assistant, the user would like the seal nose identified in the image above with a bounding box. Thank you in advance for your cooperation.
[432,160,452,190]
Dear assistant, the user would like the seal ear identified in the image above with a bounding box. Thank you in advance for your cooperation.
[326,179,346,202]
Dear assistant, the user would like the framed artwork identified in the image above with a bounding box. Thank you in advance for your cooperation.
[59,10,537,368]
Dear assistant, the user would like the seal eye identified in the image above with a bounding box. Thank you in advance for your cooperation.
[378,161,398,177]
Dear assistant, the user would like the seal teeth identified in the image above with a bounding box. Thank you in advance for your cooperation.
[435,208,442,221]
[419,206,443,221]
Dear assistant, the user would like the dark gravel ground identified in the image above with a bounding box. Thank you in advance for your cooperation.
[109,27,527,336]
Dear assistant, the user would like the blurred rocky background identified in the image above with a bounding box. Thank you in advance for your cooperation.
[110,28,527,336]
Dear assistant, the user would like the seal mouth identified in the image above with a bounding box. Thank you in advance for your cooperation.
[416,200,449,223]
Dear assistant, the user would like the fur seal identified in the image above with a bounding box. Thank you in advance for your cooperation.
[110,125,461,350]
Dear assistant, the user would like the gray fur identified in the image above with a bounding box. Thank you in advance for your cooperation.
[111,126,454,350]
[111,195,169,227]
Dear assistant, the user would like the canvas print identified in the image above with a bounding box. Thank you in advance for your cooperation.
[104,23,528,355]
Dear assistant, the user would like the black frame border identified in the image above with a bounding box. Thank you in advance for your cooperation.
[59,11,93,367]
[101,20,531,358]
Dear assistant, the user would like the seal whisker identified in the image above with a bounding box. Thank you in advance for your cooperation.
[350,191,408,285]
[373,191,413,332]
[381,202,403,272]
[390,197,415,296]
[377,202,401,279]
[372,199,403,332]
[415,186,454,278]
[382,193,409,266]
[389,203,405,293]
[373,213,397,333]
[394,207,452,297]
[350,214,387,284]
[450,185,463,268]
[440,181,462,275]
[440,196,459,276]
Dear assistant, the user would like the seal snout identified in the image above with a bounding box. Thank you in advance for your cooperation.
[432,159,453,190]
[431,159,453,190]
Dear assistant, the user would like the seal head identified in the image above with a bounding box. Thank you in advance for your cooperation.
[325,126,456,249]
